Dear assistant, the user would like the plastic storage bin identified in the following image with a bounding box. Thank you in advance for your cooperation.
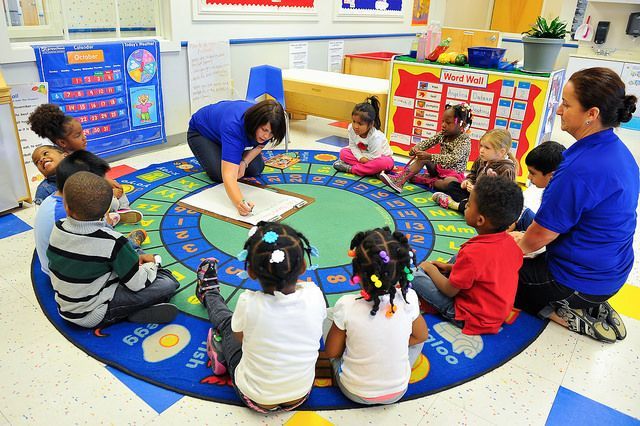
[467,47,506,69]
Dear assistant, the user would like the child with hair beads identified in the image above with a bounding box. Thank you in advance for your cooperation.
[332,96,394,176]
[47,171,179,327]
[32,145,66,205]
[380,103,472,193]
[195,222,326,413]
[323,227,429,405]
[412,176,523,335]
[28,104,138,220]
[432,128,517,212]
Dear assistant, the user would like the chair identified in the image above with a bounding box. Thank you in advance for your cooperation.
[245,65,290,152]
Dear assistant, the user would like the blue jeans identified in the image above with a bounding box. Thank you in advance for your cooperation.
[411,267,464,328]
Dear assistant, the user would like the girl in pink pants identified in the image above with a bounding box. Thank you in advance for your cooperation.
[333,96,395,177]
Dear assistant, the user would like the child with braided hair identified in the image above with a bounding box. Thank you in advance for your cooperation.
[323,227,429,405]
[194,221,326,413]
[380,103,473,193]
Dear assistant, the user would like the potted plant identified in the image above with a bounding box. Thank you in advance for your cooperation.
[521,16,568,73]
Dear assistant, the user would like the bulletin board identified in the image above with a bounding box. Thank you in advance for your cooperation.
[334,0,403,20]
[193,0,316,19]
[385,57,565,183]
[33,40,165,158]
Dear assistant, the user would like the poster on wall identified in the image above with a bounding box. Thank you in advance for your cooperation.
[33,40,165,158]
[193,0,316,19]
[334,0,403,20]
[386,61,563,182]
[10,82,50,191]
[412,0,429,26]
[188,41,231,115]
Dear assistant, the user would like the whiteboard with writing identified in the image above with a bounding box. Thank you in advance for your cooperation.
[180,183,307,226]
[187,41,231,114]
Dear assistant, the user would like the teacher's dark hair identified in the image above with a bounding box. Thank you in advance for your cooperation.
[569,67,637,128]
[244,99,286,146]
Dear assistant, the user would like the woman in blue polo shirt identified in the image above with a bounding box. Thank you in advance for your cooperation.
[187,99,286,216]
[514,67,638,343]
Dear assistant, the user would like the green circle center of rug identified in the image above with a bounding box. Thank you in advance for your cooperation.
[199,184,395,268]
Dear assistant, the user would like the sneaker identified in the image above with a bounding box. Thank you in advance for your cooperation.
[127,303,178,324]
[557,307,617,343]
[117,209,143,224]
[431,192,452,209]
[596,302,627,340]
[206,328,228,376]
[195,258,220,304]
[379,171,403,193]
[333,160,352,174]
[127,229,148,248]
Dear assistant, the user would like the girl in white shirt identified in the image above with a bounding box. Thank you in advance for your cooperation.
[333,96,395,176]
[324,227,429,405]
[195,221,326,413]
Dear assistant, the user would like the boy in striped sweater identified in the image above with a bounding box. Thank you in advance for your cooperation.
[47,171,179,328]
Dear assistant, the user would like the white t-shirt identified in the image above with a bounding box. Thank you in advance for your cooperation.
[333,288,420,398]
[231,282,327,405]
[347,124,393,160]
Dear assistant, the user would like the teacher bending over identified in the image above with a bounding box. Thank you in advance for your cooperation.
[514,67,638,343]
[187,99,286,216]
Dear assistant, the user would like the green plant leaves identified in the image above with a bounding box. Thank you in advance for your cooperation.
[522,16,568,39]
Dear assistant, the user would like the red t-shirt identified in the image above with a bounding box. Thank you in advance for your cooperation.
[449,232,523,335]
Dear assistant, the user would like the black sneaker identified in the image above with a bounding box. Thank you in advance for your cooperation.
[127,303,178,324]
[195,258,220,305]
[595,302,627,340]
[333,160,352,174]
[557,306,617,343]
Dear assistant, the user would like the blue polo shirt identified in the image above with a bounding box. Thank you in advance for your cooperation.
[188,100,255,165]
[535,129,639,295]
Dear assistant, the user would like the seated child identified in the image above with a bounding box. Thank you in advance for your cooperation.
[32,145,66,205]
[514,140,566,231]
[412,176,524,335]
[35,150,109,275]
[323,227,429,405]
[432,128,517,212]
[47,171,178,327]
[195,222,326,413]
[332,96,394,176]
[29,103,132,213]
[380,103,473,193]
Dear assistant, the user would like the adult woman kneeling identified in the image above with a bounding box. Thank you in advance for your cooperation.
[514,67,638,343]
[187,99,286,216]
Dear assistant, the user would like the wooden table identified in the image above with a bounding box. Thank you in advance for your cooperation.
[282,69,390,130]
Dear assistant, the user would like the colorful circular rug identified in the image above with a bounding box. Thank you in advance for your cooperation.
[31,149,546,409]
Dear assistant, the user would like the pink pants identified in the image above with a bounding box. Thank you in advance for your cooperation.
[340,148,395,177]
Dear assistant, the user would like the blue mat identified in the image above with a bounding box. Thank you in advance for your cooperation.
[0,213,31,239]
[32,150,547,410]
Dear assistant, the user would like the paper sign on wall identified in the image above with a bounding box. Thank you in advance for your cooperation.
[188,41,231,114]
[289,42,309,69]
[10,82,50,192]
[328,40,344,73]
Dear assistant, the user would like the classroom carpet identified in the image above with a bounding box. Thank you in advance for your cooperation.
[31,150,546,410]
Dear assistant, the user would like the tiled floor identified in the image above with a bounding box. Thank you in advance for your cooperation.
[1,117,638,425]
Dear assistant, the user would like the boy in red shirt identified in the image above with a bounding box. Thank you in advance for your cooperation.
[412,176,524,334]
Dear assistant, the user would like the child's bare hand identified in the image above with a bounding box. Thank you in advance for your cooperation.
[139,254,155,265]
[409,147,416,156]
[359,157,369,164]
[431,261,453,273]
[113,187,124,198]
[415,151,431,161]
[460,179,469,190]
[418,260,438,275]
[466,183,474,192]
